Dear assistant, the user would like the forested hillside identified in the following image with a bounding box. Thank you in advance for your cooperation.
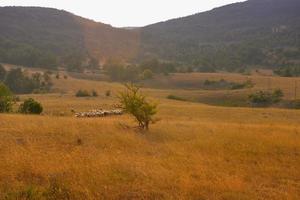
[0,0,300,73]
[139,0,300,72]
[0,7,139,71]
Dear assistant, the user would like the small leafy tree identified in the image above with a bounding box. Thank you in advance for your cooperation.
[19,98,43,114]
[140,69,154,80]
[118,84,157,130]
[0,83,13,113]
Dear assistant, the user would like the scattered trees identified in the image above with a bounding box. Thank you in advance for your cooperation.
[103,59,177,82]
[118,84,157,130]
[4,68,52,94]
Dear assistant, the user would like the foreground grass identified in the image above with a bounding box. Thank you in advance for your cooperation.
[1,71,300,199]
[1,100,300,199]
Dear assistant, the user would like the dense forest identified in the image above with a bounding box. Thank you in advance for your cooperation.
[0,0,300,73]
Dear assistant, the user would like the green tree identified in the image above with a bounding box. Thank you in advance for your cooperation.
[0,83,13,113]
[118,84,157,130]
[141,69,154,80]
[4,68,34,94]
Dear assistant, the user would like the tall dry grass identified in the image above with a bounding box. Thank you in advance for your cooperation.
[1,99,300,199]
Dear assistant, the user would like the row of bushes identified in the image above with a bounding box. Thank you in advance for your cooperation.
[75,89,111,97]
[166,89,285,108]
[203,79,254,90]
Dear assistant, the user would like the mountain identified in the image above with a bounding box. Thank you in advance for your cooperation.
[0,0,300,72]
[0,7,139,70]
[139,0,300,71]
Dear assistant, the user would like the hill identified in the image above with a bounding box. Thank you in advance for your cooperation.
[1,0,300,73]
[0,7,139,70]
[140,0,300,71]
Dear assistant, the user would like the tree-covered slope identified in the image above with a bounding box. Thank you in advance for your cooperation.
[0,7,139,70]
[139,0,300,71]
[0,0,300,72]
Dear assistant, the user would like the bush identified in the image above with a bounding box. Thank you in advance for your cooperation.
[248,89,284,106]
[75,90,91,97]
[272,89,284,103]
[0,83,13,113]
[230,80,254,90]
[118,84,157,130]
[141,69,154,80]
[167,95,187,101]
[19,98,43,114]
[92,90,98,97]
[105,90,111,97]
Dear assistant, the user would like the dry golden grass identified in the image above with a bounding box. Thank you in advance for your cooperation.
[1,71,300,199]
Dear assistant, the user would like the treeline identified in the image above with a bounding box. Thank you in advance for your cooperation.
[149,44,300,74]
[0,64,52,94]
[103,59,179,82]
[0,38,57,69]
[0,38,100,72]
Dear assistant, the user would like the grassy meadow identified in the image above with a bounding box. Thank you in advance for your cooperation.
[1,71,300,199]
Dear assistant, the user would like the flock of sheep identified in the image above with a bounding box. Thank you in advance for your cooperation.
[75,109,123,118]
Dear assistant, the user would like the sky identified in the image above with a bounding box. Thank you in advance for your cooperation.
[0,0,242,27]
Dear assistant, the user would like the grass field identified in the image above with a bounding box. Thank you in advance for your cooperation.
[1,70,300,199]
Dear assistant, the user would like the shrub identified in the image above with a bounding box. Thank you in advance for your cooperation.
[0,83,13,113]
[118,84,157,130]
[105,90,111,97]
[272,89,284,103]
[19,98,43,114]
[92,90,98,97]
[75,90,91,97]
[230,80,254,90]
[167,95,187,101]
[141,69,154,80]
[248,89,284,106]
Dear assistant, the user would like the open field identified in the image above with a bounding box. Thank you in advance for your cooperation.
[1,72,300,199]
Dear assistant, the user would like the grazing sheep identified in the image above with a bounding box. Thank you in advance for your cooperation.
[75,109,123,118]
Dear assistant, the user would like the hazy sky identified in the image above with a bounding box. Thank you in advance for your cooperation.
[0,0,242,27]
